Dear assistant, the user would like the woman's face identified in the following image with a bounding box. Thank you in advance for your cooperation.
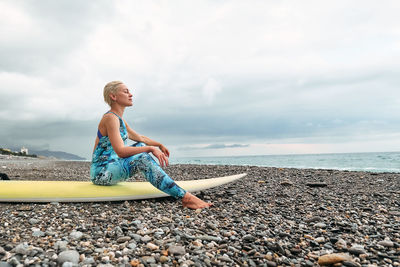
[114,84,133,106]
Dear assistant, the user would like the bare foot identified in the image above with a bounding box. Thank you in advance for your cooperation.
[182,192,212,209]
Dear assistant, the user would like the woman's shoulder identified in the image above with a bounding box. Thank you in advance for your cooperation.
[100,113,121,126]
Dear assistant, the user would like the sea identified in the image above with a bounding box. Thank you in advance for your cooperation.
[173,151,400,173]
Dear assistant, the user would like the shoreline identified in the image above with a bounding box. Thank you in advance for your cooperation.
[1,156,400,176]
[0,160,399,266]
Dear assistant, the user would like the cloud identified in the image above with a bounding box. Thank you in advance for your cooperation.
[202,78,222,105]
[1,1,400,158]
[0,1,114,73]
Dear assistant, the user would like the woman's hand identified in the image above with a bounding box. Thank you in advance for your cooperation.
[159,144,170,157]
[151,147,169,167]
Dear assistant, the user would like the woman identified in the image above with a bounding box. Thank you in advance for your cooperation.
[91,81,212,209]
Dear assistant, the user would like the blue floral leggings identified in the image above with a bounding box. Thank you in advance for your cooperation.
[91,142,186,199]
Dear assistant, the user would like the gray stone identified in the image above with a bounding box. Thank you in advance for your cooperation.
[280,179,293,186]
[335,238,347,250]
[57,250,80,265]
[217,255,231,262]
[69,231,83,240]
[348,245,366,255]
[197,235,222,242]
[342,261,361,267]
[0,262,12,267]
[127,242,137,249]
[305,216,322,223]
[206,222,217,230]
[28,218,39,225]
[168,245,186,255]
[15,243,30,255]
[9,258,20,266]
[142,256,156,263]
[117,236,131,243]
[141,235,152,243]
[378,240,394,247]
[130,233,141,242]
[54,241,68,251]
[314,222,327,228]
[83,257,95,265]
[243,234,256,242]
[32,229,45,237]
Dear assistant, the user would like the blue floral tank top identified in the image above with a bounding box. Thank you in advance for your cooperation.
[91,112,127,176]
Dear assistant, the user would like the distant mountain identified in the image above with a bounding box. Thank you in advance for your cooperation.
[30,149,86,160]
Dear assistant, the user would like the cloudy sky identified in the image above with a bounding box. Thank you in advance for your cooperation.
[1,0,400,159]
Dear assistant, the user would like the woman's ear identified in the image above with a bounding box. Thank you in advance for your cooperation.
[109,93,117,102]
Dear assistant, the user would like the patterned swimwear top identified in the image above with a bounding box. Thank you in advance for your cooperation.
[91,112,128,166]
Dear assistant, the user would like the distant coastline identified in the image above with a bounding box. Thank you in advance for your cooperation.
[0,148,37,158]
[0,147,85,161]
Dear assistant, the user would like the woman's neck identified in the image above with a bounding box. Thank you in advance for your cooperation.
[109,105,125,117]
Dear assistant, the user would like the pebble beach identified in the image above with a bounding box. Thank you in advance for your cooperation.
[0,158,399,267]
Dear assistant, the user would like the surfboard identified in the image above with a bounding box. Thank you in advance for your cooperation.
[0,173,246,202]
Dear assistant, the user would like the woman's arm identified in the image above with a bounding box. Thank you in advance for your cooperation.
[141,135,170,157]
[124,120,170,157]
[106,115,154,158]
[107,116,169,166]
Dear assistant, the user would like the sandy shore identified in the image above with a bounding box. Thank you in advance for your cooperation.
[0,159,399,266]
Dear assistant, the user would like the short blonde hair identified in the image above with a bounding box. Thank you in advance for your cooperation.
[103,81,123,106]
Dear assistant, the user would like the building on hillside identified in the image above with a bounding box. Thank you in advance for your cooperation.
[21,147,28,155]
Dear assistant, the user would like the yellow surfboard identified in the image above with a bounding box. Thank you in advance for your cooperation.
[0,173,246,202]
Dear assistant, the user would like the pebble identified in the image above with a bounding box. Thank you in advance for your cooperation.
[159,255,169,263]
[117,236,131,243]
[69,231,83,240]
[54,241,68,251]
[0,161,399,267]
[140,235,152,243]
[305,216,322,223]
[314,222,327,228]
[142,256,155,263]
[32,229,45,237]
[318,253,352,265]
[348,245,366,255]
[378,240,394,247]
[146,243,159,250]
[28,218,39,225]
[57,250,80,265]
[168,245,186,255]
[280,179,293,186]
[335,239,347,250]
[342,260,361,267]
[306,182,328,187]
[15,243,30,255]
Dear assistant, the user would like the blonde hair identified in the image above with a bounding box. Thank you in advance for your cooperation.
[103,81,123,106]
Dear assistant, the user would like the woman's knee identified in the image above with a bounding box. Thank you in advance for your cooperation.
[136,152,154,164]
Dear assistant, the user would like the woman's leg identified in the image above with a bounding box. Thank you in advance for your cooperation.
[127,152,186,198]
[91,159,130,186]
[127,143,212,208]
[127,152,212,208]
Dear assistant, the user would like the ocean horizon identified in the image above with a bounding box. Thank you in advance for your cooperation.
[13,151,397,174]
[173,151,400,173]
